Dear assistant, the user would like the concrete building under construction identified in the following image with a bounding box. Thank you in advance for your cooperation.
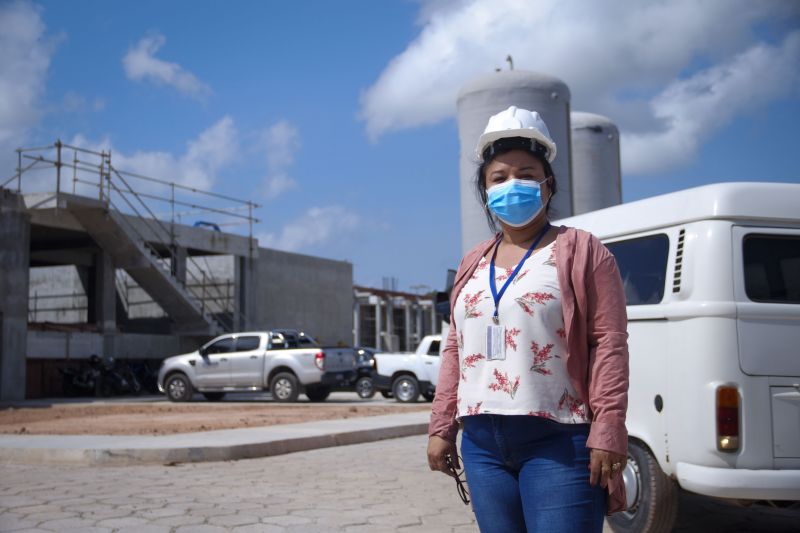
[0,142,353,400]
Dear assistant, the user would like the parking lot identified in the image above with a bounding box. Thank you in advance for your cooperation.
[1,430,799,532]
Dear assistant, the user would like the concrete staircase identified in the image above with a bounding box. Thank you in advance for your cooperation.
[63,195,224,336]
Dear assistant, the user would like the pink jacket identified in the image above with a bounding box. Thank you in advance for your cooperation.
[429,225,629,513]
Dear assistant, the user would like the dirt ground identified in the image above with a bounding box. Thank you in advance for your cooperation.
[0,401,430,436]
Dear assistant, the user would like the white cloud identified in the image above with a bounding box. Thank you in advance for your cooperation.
[260,120,301,199]
[259,206,359,252]
[0,0,56,179]
[61,91,106,113]
[623,32,800,174]
[122,33,211,100]
[70,116,239,191]
[360,0,798,174]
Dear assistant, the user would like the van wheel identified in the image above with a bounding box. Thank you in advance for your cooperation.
[392,375,420,403]
[607,440,678,533]
[270,372,299,402]
[165,374,193,402]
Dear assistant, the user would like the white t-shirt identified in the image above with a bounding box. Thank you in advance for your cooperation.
[453,240,589,423]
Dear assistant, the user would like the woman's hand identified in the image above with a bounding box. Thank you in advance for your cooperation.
[428,435,459,477]
[589,448,626,489]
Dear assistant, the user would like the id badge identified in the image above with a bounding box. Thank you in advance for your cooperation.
[486,324,506,361]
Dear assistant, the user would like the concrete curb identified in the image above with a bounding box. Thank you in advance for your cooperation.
[0,412,430,466]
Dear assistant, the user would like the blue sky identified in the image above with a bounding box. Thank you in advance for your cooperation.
[2,0,799,293]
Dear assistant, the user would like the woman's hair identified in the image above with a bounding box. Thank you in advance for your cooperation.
[474,137,558,232]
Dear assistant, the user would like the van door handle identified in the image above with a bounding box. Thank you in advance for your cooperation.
[220,358,228,362]
[425,362,433,365]
[250,355,258,359]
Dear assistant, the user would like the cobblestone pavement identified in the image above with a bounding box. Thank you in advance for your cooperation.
[1,434,798,532]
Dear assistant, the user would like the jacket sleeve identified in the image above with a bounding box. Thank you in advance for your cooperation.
[585,246,630,457]
[428,259,467,443]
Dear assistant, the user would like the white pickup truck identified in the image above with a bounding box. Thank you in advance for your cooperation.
[373,335,442,403]
[157,330,357,402]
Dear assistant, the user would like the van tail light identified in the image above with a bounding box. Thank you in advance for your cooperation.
[314,351,325,371]
[716,385,740,452]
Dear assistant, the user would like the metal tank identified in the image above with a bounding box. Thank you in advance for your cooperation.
[456,70,572,254]
[570,111,622,215]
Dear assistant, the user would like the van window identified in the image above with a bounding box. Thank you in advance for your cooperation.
[743,235,800,303]
[606,234,669,306]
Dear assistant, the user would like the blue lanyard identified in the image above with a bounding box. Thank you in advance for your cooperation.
[489,224,551,324]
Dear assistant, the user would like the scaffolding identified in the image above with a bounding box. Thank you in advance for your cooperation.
[3,140,260,333]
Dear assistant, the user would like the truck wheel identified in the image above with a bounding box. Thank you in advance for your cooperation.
[305,386,331,402]
[202,392,225,402]
[355,377,375,399]
[392,375,420,403]
[270,372,300,402]
[165,373,193,402]
[607,440,678,533]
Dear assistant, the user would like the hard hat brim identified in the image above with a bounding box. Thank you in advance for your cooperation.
[476,129,557,163]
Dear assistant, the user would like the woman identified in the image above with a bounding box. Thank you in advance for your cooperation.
[428,106,629,532]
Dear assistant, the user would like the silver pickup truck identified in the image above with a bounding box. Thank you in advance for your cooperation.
[157,330,356,402]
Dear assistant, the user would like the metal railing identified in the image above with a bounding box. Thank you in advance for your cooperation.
[5,140,259,332]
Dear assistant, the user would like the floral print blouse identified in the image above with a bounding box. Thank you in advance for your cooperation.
[452,240,589,424]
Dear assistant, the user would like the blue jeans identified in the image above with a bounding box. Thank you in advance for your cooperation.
[461,415,606,533]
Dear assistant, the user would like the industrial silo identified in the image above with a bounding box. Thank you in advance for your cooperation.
[457,70,572,254]
[570,111,622,215]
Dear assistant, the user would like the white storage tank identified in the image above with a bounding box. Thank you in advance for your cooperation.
[570,111,622,215]
[457,71,573,254]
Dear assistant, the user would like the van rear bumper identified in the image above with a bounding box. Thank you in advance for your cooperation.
[676,462,800,500]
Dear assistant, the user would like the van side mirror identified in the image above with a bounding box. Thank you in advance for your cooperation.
[199,347,208,357]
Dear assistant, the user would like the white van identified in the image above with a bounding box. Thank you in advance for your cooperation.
[557,182,800,533]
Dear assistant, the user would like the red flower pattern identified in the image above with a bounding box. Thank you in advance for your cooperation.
[470,259,489,280]
[467,401,483,415]
[530,341,558,375]
[558,388,587,420]
[514,292,556,316]
[505,327,521,351]
[515,291,556,316]
[512,269,529,285]
[463,290,487,318]
[527,410,556,420]
[460,353,485,381]
[488,368,520,399]
[496,267,514,283]
[456,242,586,423]
[544,245,557,267]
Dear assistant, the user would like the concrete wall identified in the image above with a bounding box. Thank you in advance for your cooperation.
[27,330,198,360]
[0,190,31,400]
[255,248,353,346]
[29,266,88,323]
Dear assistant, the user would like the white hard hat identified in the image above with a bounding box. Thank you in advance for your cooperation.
[476,106,557,162]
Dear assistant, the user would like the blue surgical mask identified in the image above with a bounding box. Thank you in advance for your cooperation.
[486,178,545,227]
